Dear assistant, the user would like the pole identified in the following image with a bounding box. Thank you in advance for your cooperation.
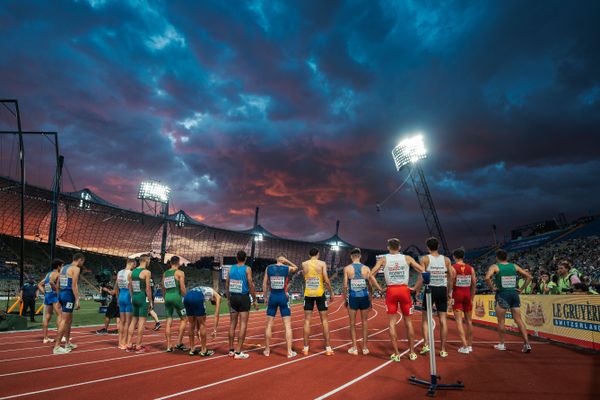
[48,155,64,262]
[160,200,169,263]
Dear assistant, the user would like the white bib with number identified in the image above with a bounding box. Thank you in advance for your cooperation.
[44,283,52,292]
[350,278,367,292]
[501,275,517,289]
[384,254,409,285]
[456,275,471,287]
[59,276,69,287]
[306,276,321,289]
[270,276,285,290]
[164,276,177,289]
[427,255,448,287]
[117,270,130,289]
[230,279,243,293]
[132,280,141,292]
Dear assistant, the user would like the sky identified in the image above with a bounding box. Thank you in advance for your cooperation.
[1,0,599,250]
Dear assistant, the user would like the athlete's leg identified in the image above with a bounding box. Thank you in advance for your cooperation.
[455,310,467,348]
[465,311,473,347]
[439,312,448,352]
[511,308,530,344]
[53,302,62,333]
[128,316,138,347]
[388,314,400,356]
[42,305,52,340]
[283,316,293,355]
[165,317,173,349]
[228,310,238,351]
[319,310,331,349]
[236,311,250,353]
[118,312,125,346]
[150,309,159,323]
[348,308,357,350]
[188,316,197,351]
[421,314,429,347]
[360,308,369,350]
[103,316,110,331]
[264,316,274,355]
[495,305,506,344]
[199,316,207,353]
[54,313,71,349]
[303,310,312,348]
[177,316,187,346]
[136,317,147,347]
[404,314,416,354]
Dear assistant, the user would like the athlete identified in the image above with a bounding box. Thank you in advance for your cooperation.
[343,248,382,356]
[163,256,188,352]
[226,250,258,360]
[485,249,532,353]
[37,259,63,344]
[115,259,135,349]
[148,278,162,331]
[449,248,477,354]
[302,247,335,356]
[417,237,452,358]
[53,253,84,354]
[371,238,423,362]
[128,254,153,353]
[262,254,299,358]
[183,285,221,357]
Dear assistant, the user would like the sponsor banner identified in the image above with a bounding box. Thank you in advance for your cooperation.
[471,294,600,349]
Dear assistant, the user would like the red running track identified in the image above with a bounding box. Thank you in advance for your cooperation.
[0,298,597,400]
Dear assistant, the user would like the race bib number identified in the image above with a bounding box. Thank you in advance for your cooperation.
[164,276,176,289]
[270,276,285,290]
[350,278,367,292]
[221,266,230,280]
[59,276,68,287]
[117,275,129,289]
[456,275,471,287]
[132,280,141,292]
[306,277,321,289]
[44,283,52,292]
[230,279,243,294]
[501,276,517,289]
[388,264,406,281]
[65,302,73,310]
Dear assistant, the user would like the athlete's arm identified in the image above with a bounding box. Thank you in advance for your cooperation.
[128,271,133,300]
[114,276,120,297]
[445,257,453,298]
[37,278,45,294]
[342,266,349,306]
[408,255,424,292]
[515,265,532,293]
[144,271,153,309]
[470,268,477,299]
[368,272,383,292]
[178,270,187,297]
[51,272,59,294]
[485,265,499,292]
[283,258,299,273]
[262,269,269,302]
[247,267,258,310]
[370,257,385,276]
[322,262,335,299]
[72,268,81,310]
[212,291,221,337]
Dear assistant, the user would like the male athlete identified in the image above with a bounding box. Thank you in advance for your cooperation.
[37,259,63,344]
[53,253,84,354]
[115,258,135,349]
[263,254,299,358]
[183,285,222,356]
[163,256,188,352]
[343,248,382,355]
[417,237,452,358]
[128,254,153,353]
[449,248,477,354]
[302,248,335,356]
[485,249,532,353]
[371,238,423,362]
[226,250,258,359]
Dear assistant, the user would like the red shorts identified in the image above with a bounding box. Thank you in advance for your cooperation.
[385,285,413,316]
[452,289,473,313]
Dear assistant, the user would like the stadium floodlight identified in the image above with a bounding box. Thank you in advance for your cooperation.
[138,180,171,204]
[331,242,340,252]
[392,134,427,171]
[254,233,264,242]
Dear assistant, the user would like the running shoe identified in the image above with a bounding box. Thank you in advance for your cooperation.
[408,352,418,361]
[457,346,470,354]
[439,350,448,358]
[118,344,127,350]
[287,351,297,359]
[126,345,135,352]
[347,347,358,356]
[166,347,173,353]
[325,347,334,356]
[419,344,430,355]
[234,352,249,359]
[153,322,161,331]
[390,353,401,362]
[174,343,189,352]
[95,328,107,335]
[522,343,532,353]
[362,348,370,355]
[263,349,270,357]
[467,346,473,353]
[43,338,55,344]
[189,349,199,356]
[53,346,71,355]
[228,349,235,357]
[302,346,309,355]
[67,342,77,350]
[200,350,215,357]
[61,337,67,343]
[493,343,506,351]
[135,346,147,354]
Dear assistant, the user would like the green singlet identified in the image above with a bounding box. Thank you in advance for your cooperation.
[494,263,518,293]
[163,268,186,318]
[131,267,149,318]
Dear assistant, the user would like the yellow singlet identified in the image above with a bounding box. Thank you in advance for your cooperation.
[304,260,324,297]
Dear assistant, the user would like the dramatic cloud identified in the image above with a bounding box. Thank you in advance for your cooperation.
[1,0,599,250]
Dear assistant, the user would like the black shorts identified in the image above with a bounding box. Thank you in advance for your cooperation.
[422,286,448,313]
[304,295,328,312]
[105,302,119,319]
[229,294,251,313]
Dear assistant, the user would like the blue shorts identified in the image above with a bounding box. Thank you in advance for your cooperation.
[267,292,290,317]
[59,290,75,313]
[495,291,520,310]
[44,292,59,306]
[183,291,206,317]
[118,290,133,313]
[348,296,370,310]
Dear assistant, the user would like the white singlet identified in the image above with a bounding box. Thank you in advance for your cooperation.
[427,254,448,287]
[117,269,131,289]
[383,253,409,286]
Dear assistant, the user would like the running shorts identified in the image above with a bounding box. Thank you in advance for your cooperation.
[452,289,473,313]
[229,293,251,313]
[422,286,448,313]
[348,296,370,310]
[59,290,75,313]
[183,291,206,317]
[385,285,413,315]
[304,295,328,312]
[495,291,520,310]
[267,292,290,317]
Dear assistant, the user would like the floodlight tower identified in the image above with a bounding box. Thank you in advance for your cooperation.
[138,180,171,262]
[392,134,450,256]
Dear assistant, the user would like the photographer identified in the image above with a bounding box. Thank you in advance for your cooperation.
[96,276,120,334]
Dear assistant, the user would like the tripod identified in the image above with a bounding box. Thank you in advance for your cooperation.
[409,272,464,396]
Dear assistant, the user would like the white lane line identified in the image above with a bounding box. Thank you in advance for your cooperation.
[314,338,425,400]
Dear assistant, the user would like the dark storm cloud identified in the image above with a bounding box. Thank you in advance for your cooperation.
[1,0,599,250]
